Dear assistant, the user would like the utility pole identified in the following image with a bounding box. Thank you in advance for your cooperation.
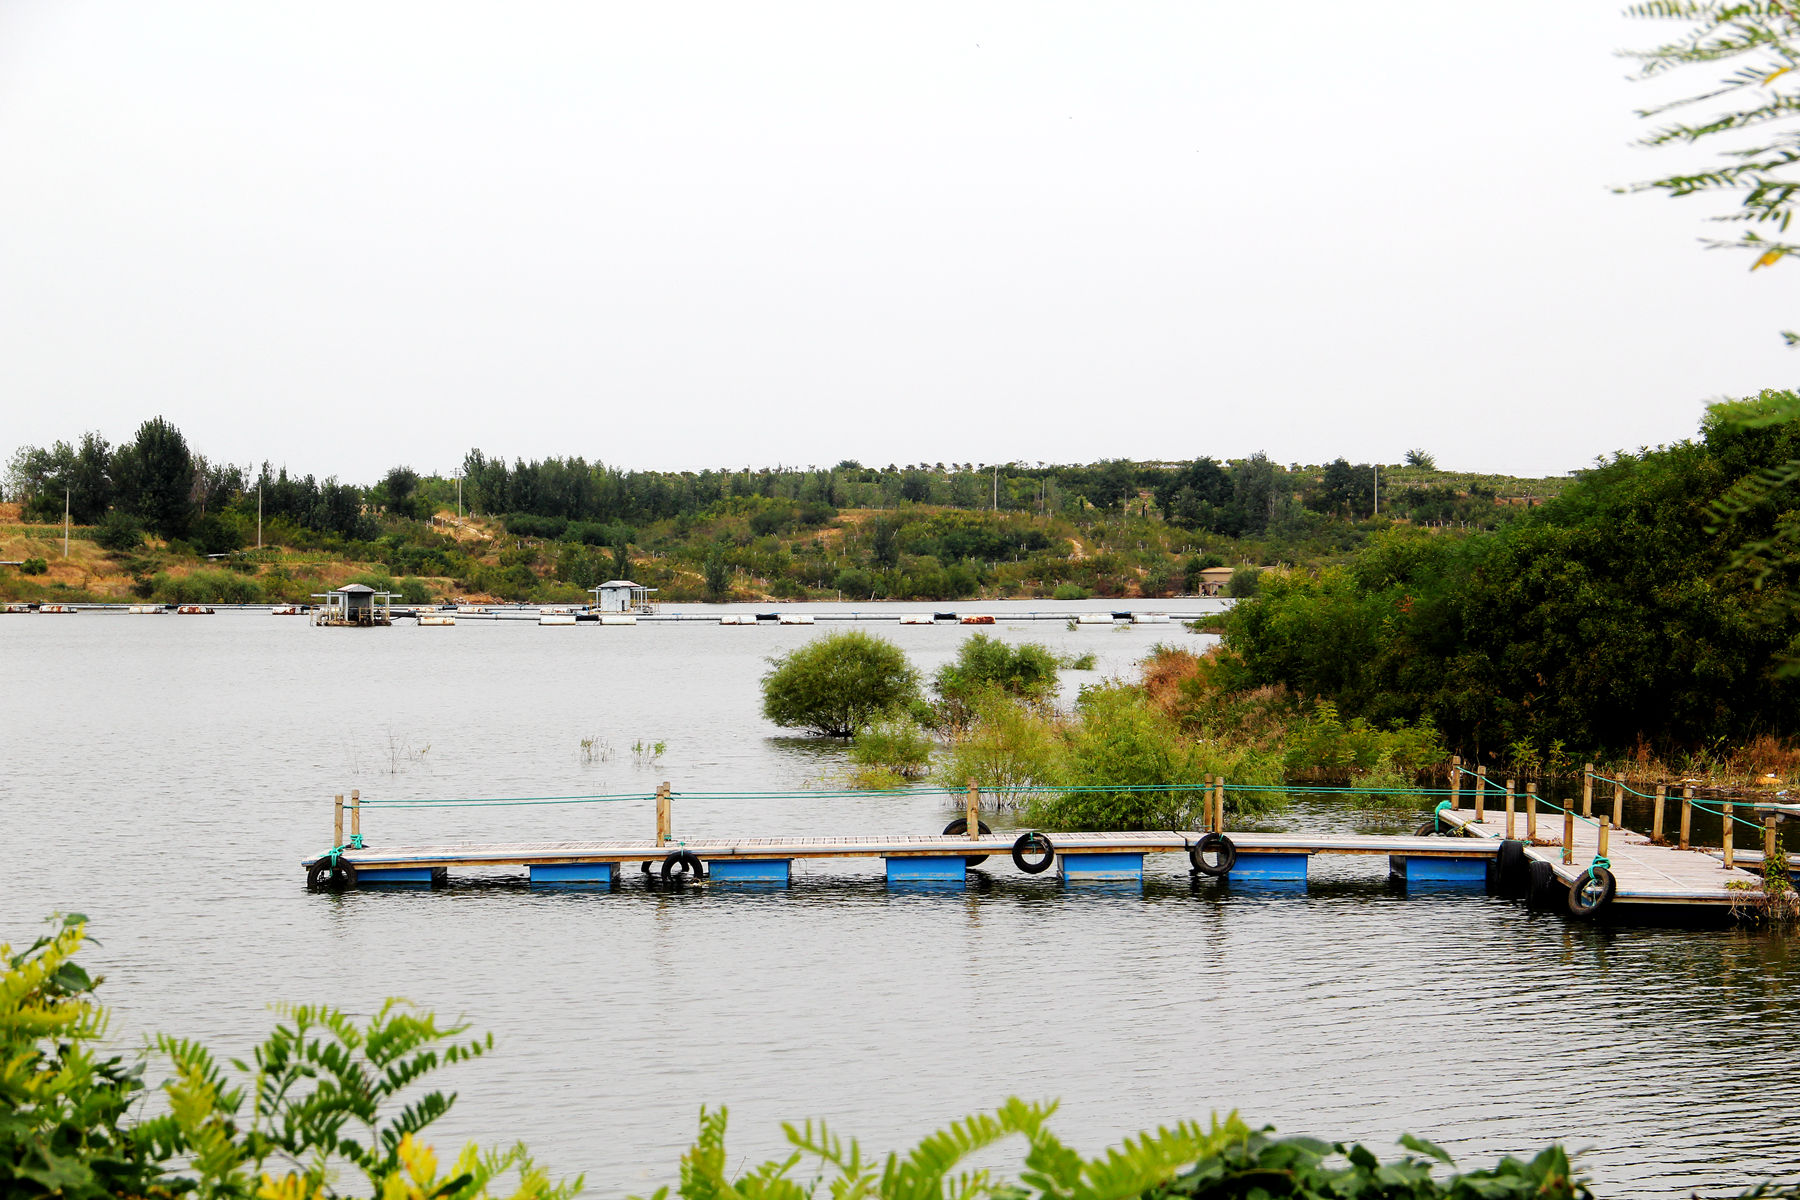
[993,466,998,511]
[256,480,263,549]
[454,470,463,520]
[1373,464,1379,517]
[62,486,70,558]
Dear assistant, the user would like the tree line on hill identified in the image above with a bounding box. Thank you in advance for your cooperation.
[1212,392,1800,762]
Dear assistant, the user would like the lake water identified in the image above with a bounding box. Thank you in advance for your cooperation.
[3,603,1795,1198]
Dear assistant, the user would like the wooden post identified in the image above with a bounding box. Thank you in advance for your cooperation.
[1450,754,1461,813]
[1582,764,1594,818]
[1653,784,1666,843]
[1612,780,1624,830]
[1526,783,1537,839]
[1597,816,1611,861]
[1680,785,1693,850]
[1562,805,1575,865]
[350,789,361,842]
[965,779,979,839]
[1474,765,1487,823]
[1723,798,1735,869]
[1504,779,1516,839]
[1202,776,1213,832]
[333,793,344,848]
[655,782,672,845]
[1216,779,1226,835]
[1766,816,1778,862]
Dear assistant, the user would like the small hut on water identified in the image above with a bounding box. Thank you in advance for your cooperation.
[592,580,657,614]
[311,583,394,627]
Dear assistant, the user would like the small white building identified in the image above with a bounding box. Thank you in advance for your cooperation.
[592,579,657,614]
[311,582,395,626]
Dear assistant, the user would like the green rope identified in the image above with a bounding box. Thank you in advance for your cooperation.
[359,793,659,809]
[1590,772,1767,833]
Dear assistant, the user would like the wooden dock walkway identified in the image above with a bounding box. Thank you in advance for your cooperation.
[300,784,1774,917]
[1436,804,1755,908]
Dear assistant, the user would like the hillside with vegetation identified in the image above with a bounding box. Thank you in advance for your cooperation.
[1,419,1567,605]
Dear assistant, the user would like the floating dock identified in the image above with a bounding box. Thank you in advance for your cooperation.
[308,829,1504,888]
[300,778,1785,921]
[1435,803,1756,909]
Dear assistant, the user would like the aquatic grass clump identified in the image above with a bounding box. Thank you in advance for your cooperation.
[848,716,934,783]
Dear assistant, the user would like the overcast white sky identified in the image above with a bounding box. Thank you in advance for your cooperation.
[1,2,1792,482]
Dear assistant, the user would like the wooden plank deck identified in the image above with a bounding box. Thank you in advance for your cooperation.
[1437,804,1756,906]
[311,830,1501,871]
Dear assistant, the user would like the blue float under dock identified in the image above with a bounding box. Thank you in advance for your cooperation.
[1231,851,1310,882]
[529,861,615,886]
[357,866,445,885]
[1389,854,1488,885]
[711,858,792,884]
[1059,852,1143,881]
[886,855,968,883]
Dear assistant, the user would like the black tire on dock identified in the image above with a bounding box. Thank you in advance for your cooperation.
[306,856,357,893]
[1526,859,1556,909]
[1566,867,1616,918]
[661,850,706,881]
[1415,818,1442,837]
[1191,833,1237,877]
[942,817,993,867]
[1011,831,1055,874]
[1497,839,1528,891]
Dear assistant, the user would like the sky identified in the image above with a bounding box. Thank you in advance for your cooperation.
[1,1,1794,482]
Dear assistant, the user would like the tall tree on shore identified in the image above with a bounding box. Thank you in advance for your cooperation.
[111,417,193,538]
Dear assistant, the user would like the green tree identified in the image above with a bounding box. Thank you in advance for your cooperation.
[703,550,731,598]
[382,465,423,519]
[761,630,922,736]
[111,416,194,539]
[1404,448,1436,470]
[93,510,143,552]
[1625,4,1800,342]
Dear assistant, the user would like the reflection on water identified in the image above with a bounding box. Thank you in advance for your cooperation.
[2,608,1796,1197]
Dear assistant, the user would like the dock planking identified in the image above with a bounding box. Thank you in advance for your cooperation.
[302,782,1774,916]
[1437,804,1757,907]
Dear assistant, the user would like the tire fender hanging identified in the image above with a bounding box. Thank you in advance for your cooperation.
[1190,832,1236,877]
[1011,831,1054,874]
[307,855,357,892]
[1566,866,1616,918]
[661,849,706,881]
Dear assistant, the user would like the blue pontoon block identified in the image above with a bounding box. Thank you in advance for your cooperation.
[885,856,967,884]
[1229,852,1309,882]
[529,861,615,886]
[1390,855,1488,885]
[357,866,445,886]
[709,858,792,884]
[1059,852,1144,881]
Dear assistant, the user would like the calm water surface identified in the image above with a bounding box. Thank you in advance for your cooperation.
[3,605,1796,1198]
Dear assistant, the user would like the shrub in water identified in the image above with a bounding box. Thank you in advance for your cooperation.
[849,715,935,783]
[762,630,922,737]
[933,633,1062,720]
